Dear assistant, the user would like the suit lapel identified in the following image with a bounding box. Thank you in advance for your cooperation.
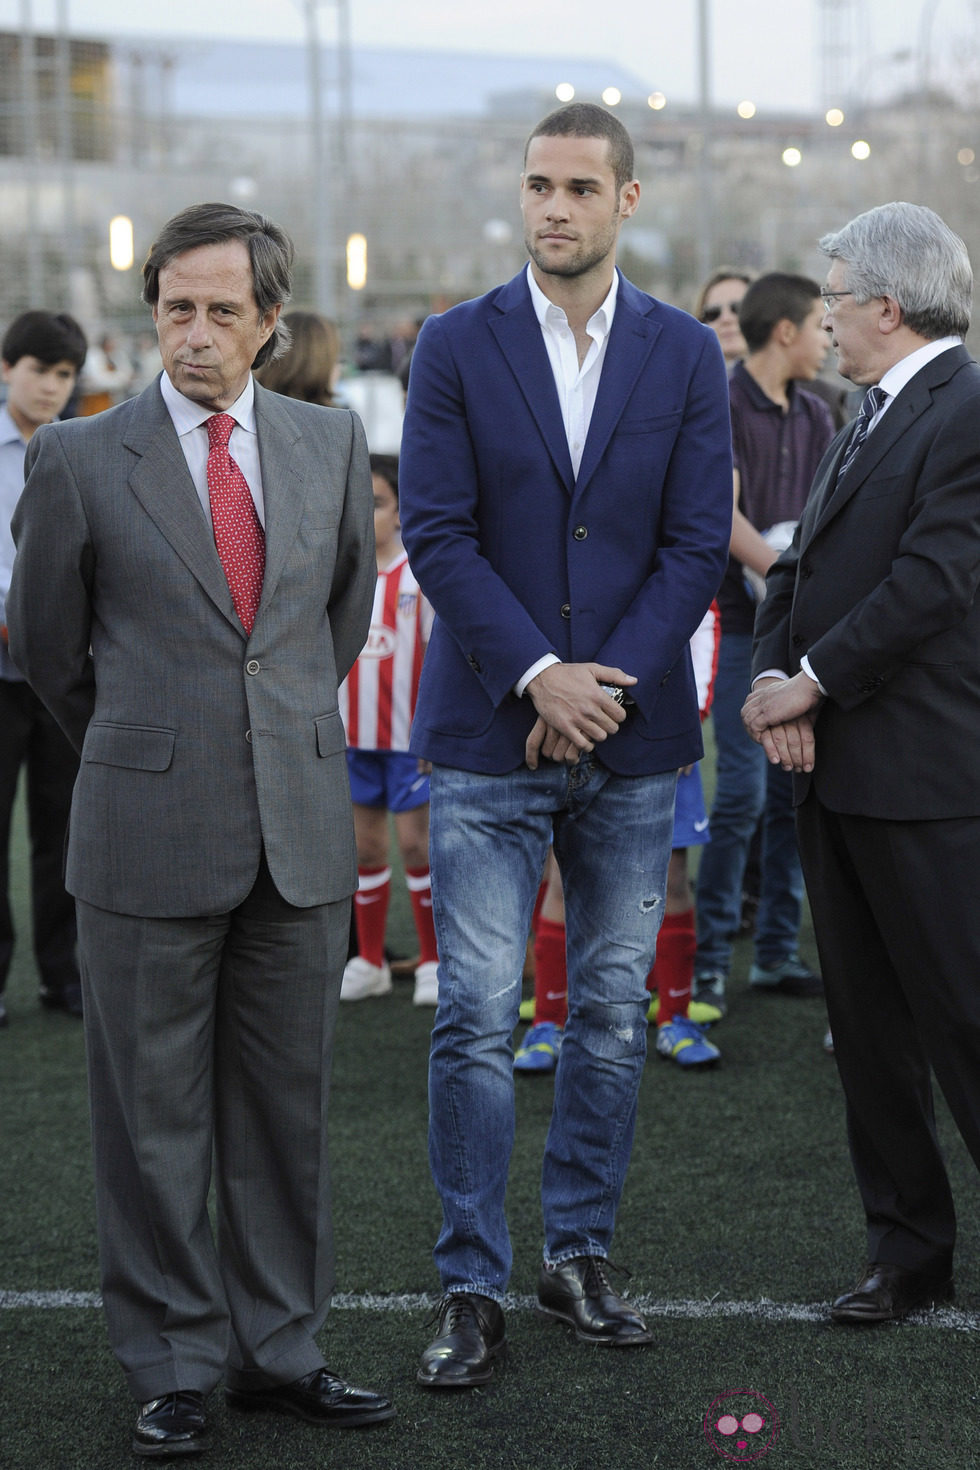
[488,274,575,490]
[123,384,241,631]
[253,383,307,612]
[575,283,660,494]
[810,345,972,538]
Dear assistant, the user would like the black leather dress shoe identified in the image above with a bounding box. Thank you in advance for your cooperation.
[831,1263,954,1324]
[225,1368,395,1427]
[132,1391,207,1458]
[417,1293,506,1388]
[538,1256,653,1346]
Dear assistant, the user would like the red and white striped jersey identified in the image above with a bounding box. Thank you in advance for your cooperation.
[340,549,434,751]
[690,600,721,719]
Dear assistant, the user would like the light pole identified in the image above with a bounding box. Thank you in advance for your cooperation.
[695,0,715,282]
[303,0,333,317]
[301,0,354,320]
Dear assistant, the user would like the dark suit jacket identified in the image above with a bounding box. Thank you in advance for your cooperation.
[752,343,980,819]
[8,377,375,916]
[398,269,734,776]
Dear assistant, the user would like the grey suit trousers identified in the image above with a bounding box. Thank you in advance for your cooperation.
[76,854,349,1400]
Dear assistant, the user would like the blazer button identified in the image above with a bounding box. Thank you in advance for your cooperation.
[245,729,252,743]
[573,525,588,540]
[791,634,806,647]
[245,659,261,675]
[467,654,482,673]
[560,603,571,619]
[800,563,813,579]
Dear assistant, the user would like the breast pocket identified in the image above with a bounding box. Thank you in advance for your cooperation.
[616,411,683,436]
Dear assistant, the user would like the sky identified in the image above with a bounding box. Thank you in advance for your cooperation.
[4,0,978,113]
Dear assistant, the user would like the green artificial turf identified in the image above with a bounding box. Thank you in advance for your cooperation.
[4,773,980,1469]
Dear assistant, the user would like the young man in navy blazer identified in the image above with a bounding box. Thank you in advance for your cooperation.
[399,103,733,1385]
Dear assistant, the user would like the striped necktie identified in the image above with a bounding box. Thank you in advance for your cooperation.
[835,385,886,485]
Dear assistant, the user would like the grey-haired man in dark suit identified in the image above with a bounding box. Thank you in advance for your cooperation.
[743,201,980,1329]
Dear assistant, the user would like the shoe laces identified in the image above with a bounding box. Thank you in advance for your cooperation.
[428,1293,491,1334]
[579,1256,630,1295]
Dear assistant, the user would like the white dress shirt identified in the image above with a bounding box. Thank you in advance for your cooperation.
[516,266,620,695]
[159,371,265,529]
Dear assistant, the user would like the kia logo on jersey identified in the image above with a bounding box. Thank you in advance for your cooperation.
[361,625,398,659]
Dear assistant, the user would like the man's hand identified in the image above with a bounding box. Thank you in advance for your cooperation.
[524,662,636,770]
[741,673,822,737]
[757,716,816,773]
[741,674,822,773]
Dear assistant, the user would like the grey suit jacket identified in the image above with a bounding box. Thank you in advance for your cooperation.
[752,343,980,819]
[8,376,375,915]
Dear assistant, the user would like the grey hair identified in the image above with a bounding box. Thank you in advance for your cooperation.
[819,202,972,339]
[142,202,294,368]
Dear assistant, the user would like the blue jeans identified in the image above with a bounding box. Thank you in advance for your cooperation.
[695,631,804,974]
[427,756,677,1300]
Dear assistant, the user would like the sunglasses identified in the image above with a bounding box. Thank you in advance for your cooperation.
[701,302,743,323]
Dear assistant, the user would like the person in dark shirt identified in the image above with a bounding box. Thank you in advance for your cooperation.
[693,273,833,1019]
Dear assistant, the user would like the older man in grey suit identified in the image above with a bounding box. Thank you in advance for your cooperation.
[8,203,394,1457]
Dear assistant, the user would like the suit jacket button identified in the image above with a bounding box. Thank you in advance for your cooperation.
[792,634,805,647]
[467,654,482,673]
[245,659,261,675]
[245,729,252,743]
[573,525,588,540]
[560,603,571,619]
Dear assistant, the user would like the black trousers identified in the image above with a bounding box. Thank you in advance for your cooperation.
[0,679,80,995]
[797,789,980,1275]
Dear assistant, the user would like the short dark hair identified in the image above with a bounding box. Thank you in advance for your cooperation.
[369,453,399,502]
[524,103,635,194]
[738,272,822,354]
[2,310,87,370]
[141,202,294,369]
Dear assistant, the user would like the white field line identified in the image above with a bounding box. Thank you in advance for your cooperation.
[1,1289,978,1330]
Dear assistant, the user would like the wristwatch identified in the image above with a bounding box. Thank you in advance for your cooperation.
[598,683,627,706]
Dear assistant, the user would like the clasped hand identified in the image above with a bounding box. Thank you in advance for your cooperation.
[740,673,822,773]
[525,662,636,770]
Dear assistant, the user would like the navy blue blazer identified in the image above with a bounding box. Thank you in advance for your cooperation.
[399,269,734,776]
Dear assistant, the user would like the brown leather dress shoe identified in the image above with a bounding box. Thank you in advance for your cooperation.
[132,1391,207,1457]
[538,1256,652,1346]
[225,1368,395,1427]
[831,1262,954,1324]
[417,1293,506,1388]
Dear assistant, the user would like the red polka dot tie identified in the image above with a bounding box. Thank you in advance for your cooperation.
[206,412,265,634]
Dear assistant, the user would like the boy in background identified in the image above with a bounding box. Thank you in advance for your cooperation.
[693,273,833,1019]
[339,453,438,1006]
[0,310,87,1025]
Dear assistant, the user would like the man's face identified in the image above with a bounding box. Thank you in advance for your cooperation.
[520,133,637,284]
[2,356,77,434]
[788,299,830,380]
[821,259,880,386]
[153,239,280,411]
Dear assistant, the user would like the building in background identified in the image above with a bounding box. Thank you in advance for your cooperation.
[1,22,979,356]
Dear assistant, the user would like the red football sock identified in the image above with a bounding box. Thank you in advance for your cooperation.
[406,865,438,964]
[533,916,568,1027]
[353,865,391,967]
[648,908,696,1022]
